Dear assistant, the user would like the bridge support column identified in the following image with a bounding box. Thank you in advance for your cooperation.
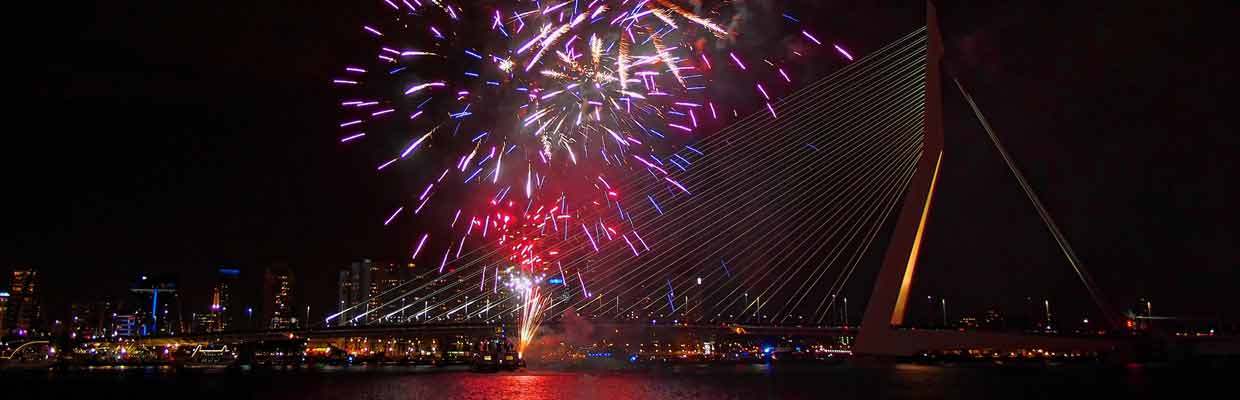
[852,3,1124,358]
[853,1,945,357]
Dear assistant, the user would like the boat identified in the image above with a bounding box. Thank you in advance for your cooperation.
[173,344,238,370]
[0,340,56,370]
[471,332,524,372]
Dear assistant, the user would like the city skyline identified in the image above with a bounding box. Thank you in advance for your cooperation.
[0,0,1235,354]
[3,261,1223,340]
[2,2,1235,399]
[5,1,1236,329]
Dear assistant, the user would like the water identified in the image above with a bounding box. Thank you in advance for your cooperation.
[2,363,1227,399]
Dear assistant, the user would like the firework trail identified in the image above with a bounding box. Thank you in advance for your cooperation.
[489,198,570,354]
[332,0,853,353]
[517,285,549,358]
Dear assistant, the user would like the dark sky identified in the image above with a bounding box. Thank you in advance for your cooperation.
[3,1,1235,326]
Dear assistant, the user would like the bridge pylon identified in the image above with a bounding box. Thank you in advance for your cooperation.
[853,1,1120,357]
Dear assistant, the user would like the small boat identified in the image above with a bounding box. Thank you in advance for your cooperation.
[173,344,238,370]
[0,340,56,370]
[471,334,524,372]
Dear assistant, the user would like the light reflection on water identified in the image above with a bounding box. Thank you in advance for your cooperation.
[3,363,1216,400]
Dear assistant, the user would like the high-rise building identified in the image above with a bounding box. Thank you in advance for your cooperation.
[70,301,110,339]
[334,261,362,326]
[70,297,116,338]
[335,268,354,327]
[358,262,410,324]
[129,274,182,336]
[4,267,42,336]
[335,260,429,326]
[336,259,376,326]
[429,266,473,323]
[407,269,443,322]
[262,267,296,329]
[378,262,403,322]
[365,261,385,324]
[191,312,218,334]
[97,297,115,334]
[210,268,239,331]
[113,314,138,337]
[393,262,421,323]
[0,291,9,333]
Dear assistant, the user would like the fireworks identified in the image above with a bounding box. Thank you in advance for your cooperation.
[517,285,549,358]
[488,198,563,356]
[332,0,853,357]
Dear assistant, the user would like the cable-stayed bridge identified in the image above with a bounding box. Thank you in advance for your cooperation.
[325,23,931,331]
[313,30,921,336]
[121,3,1148,357]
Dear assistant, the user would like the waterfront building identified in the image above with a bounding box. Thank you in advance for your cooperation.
[113,314,138,337]
[3,267,41,336]
[263,266,296,329]
[336,259,374,326]
[0,291,7,333]
[212,268,240,331]
[129,274,183,336]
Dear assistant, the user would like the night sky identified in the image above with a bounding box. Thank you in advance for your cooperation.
[3,1,1235,326]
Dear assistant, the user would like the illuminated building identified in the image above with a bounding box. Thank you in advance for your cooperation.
[130,274,183,336]
[437,272,469,322]
[377,262,404,323]
[551,276,572,316]
[366,261,383,323]
[71,297,116,339]
[192,312,219,334]
[113,314,138,337]
[0,291,7,331]
[70,301,111,339]
[336,260,419,325]
[356,261,411,324]
[404,270,436,322]
[213,268,240,331]
[335,268,354,326]
[336,259,375,326]
[0,292,7,333]
[262,266,296,329]
[398,267,474,323]
[4,267,41,335]
[185,268,239,332]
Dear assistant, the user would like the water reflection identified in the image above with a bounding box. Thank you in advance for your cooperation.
[3,363,1216,400]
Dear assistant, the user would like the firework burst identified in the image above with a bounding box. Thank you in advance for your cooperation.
[332,0,852,354]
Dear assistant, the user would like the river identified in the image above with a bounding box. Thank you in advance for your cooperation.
[2,362,1227,399]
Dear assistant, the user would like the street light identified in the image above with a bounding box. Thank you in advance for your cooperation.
[246,307,254,329]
